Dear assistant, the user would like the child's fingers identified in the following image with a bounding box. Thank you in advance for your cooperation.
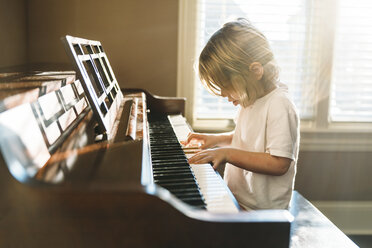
[189,156,211,164]
[183,133,204,148]
[199,142,209,149]
[188,151,213,164]
[179,140,187,146]
[187,153,200,163]
[186,132,199,143]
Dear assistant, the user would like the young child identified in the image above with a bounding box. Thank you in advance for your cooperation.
[185,18,300,210]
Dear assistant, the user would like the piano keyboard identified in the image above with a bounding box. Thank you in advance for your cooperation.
[148,114,206,209]
[148,114,239,213]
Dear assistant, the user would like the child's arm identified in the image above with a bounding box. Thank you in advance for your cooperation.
[188,148,292,176]
[183,132,233,149]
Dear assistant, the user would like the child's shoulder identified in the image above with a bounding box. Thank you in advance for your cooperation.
[267,83,298,112]
[269,82,293,101]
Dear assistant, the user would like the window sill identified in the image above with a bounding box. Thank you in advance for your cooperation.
[192,118,372,152]
[192,118,235,133]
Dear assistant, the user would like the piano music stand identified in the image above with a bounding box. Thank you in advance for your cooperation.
[61,36,123,137]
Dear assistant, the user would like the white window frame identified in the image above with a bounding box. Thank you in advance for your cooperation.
[177,0,372,151]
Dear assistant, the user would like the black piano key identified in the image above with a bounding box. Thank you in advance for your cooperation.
[153,166,193,172]
[153,169,191,174]
[150,144,181,148]
[154,169,191,173]
[172,191,203,198]
[150,151,184,156]
[152,164,191,169]
[148,113,206,209]
[152,162,189,167]
[165,187,201,194]
[152,166,191,172]
[152,157,188,162]
[151,154,185,159]
[157,181,199,190]
[150,147,182,152]
[153,173,194,180]
[152,163,190,168]
[152,159,187,165]
[180,198,206,206]
[154,178,195,184]
[151,140,177,144]
[151,154,185,160]
[152,158,187,163]
[152,165,190,170]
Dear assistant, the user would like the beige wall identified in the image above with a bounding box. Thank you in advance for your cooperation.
[27,0,178,96]
[0,0,27,68]
[3,0,178,97]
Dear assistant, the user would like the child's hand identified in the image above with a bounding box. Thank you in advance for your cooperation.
[183,132,219,149]
[180,136,201,148]
[188,148,229,170]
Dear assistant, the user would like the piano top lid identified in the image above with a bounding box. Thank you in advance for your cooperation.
[0,70,76,113]
[0,68,93,185]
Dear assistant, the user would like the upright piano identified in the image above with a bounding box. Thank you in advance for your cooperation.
[0,36,357,248]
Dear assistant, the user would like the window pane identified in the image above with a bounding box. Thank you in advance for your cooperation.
[330,0,372,122]
[196,0,316,120]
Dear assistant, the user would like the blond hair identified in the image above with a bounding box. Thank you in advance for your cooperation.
[198,18,279,107]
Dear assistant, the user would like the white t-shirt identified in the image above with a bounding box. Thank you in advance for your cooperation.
[224,83,299,210]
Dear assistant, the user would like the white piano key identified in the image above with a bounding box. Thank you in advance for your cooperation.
[190,163,239,213]
[168,114,191,142]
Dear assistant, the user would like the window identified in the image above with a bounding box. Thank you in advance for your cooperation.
[177,0,372,150]
[196,0,315,120]
[331,0,372,122]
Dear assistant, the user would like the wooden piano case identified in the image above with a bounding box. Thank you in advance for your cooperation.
[0,66,292,247]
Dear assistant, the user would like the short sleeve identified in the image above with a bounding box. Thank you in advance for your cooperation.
[265,94,299,160]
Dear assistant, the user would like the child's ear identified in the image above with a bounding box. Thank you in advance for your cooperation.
[249,62,264,80]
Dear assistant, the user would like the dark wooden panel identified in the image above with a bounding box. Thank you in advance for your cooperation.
[296,151,372,201]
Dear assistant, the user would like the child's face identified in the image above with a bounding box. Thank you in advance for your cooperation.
[221,88,240,106]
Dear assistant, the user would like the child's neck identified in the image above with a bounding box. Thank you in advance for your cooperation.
[260,83,277,98]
